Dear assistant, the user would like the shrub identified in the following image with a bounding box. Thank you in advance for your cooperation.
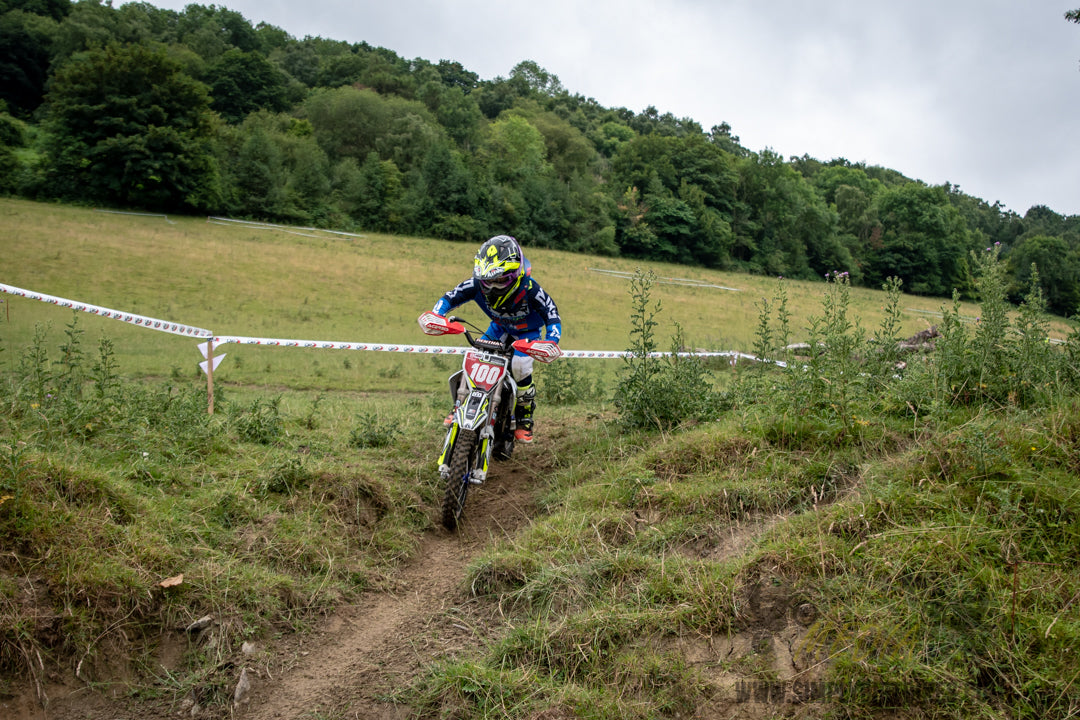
[0,113,26,147]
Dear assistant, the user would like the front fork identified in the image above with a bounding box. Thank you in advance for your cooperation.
[438,378,513,484]
[438,421,495,484]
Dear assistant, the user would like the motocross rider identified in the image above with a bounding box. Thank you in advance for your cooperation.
[419,235,562,443]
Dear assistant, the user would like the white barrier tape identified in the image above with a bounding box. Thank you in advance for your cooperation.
[0,283,213,339]
[211,335,786,366]
[207,217,366,239]
[564,349,784,366]
[212,335,472,354]
[206,220,326,239]
[2,282,785,365]
[96,209,175,224]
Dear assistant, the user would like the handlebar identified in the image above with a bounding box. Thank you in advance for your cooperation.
[448,316,516,356]
[425,314,560,363]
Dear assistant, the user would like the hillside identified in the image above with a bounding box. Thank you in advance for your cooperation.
[2,200,1079,719]
[2,1,1080,314]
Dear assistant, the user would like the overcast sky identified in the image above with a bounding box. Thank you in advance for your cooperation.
[139,0,1080,216]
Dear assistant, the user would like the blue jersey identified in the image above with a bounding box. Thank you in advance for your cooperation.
[434,276,562,344]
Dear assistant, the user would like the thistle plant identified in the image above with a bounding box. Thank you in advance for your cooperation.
[871,276,904,383]
[808,271,865,429]
[917,244,1069,410]
[615,269,719,430]
[970,244,1012,403]
[745,277,792,396]
[615,269,661,429]
[751,294,773,374]
[774,276,792,359]
[1011,263,1064,406]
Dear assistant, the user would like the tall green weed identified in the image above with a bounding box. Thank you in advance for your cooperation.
[897,245,1071,415]
[0,314,221,469]
[614,270,722,430]
[745,248,1078,431]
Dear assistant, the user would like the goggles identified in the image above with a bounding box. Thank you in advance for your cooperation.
[480,273,516,290]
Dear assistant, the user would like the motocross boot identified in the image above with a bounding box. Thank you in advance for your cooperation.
[443,400,461,427]
[514,385,536,443]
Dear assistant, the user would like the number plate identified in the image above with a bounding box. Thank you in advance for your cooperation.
[464,353,507,390]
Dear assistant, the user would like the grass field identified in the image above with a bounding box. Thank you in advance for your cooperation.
[2,197,1078,719]
[1,197,1021,396]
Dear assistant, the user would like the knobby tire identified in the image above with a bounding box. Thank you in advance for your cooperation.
[493,388,515,461]
[441,428,477,531]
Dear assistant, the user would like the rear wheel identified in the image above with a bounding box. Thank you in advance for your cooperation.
[492,387,515,461]
[493,437,514,461]
[441,429,477,531]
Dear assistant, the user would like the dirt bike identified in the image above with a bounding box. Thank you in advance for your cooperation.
[418,312,561,530]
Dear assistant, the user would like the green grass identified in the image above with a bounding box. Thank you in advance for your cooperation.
[427,406,1079,718]
[3,197,1079,718]
[0,325,444,705]
[5,196,1041,394]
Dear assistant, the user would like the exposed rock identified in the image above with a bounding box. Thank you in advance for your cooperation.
[233,667,252,708]
[184,615,214,633]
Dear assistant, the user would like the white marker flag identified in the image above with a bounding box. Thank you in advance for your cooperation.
[199,354,226,375]
[197,342,226,375]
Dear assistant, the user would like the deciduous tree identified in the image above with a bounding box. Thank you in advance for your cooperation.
[42,41,220,211]
[206,48,289,123]
[0,9,56,115]
[863,183,974,296]
[1009,235,1080,316]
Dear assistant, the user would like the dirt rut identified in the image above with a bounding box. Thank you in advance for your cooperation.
[240,462,537,719]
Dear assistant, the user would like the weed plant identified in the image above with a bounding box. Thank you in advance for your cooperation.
[892,246,1074,420]
[614,269,723,430]
[348,411,400,448]
[232,395,285,444]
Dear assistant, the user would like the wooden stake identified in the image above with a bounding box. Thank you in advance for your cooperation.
[206,338,215,415]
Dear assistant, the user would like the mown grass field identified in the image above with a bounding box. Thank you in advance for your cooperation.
[2,197,1079,719]
[1,197,1014,395]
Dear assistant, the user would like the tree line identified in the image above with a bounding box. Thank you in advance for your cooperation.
[2,0,1079,313]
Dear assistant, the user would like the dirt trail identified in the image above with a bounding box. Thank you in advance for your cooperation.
[239,462,538,719]
[5,454,539,720]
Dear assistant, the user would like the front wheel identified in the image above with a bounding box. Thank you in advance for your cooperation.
[441,428,477,531]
